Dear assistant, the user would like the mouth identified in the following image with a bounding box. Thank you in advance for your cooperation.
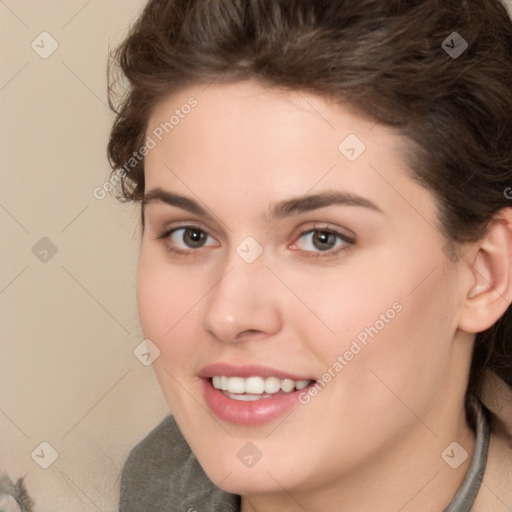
[199,364,317,425]
[211,375,313,401]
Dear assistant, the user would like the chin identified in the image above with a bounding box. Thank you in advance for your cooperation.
[196,451,308,495]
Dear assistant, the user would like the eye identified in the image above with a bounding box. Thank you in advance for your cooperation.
[158,226,218,254]
[291,228,354,255]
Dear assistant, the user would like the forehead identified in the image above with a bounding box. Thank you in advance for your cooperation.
[146,81,382,163]
[143,81,435,221]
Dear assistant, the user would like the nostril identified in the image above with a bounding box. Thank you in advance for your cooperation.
[235,329,266,340]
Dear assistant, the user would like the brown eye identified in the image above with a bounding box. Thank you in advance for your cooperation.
[182,228,207,248]
[167,227,216,250]
[312,230,338,251]
[292,228,354,256]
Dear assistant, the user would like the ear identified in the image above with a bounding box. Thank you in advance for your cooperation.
[458,208,512,333]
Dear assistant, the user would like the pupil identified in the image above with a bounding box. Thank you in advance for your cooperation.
[184,228,206,248]
[313,231,336,251]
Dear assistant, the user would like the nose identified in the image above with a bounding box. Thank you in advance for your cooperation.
[201,261,283,344]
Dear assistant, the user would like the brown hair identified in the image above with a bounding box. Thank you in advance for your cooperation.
[107,0,512,398]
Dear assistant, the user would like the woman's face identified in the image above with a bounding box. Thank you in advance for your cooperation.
[138,81,473,495]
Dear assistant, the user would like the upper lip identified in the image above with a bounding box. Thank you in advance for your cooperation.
[198,363,316,381]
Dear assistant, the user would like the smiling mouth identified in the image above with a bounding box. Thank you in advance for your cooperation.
[211,375,314,401]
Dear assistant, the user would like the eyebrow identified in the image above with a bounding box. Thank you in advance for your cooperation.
[269,191,383,220]
[141,187,383,224]
[142,188,211,219]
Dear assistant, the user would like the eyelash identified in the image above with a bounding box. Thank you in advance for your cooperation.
[155,224,355,259]
[290,225,355,258]
[156,225,217,258]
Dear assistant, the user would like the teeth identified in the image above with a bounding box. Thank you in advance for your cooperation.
[226,392,269,401]
[228,376,245,394]
[245,376,265,394]
[281,379,295,392]
[264,376,281,394]
[212,375,312,395]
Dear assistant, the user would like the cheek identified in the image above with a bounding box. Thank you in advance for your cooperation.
[284,256,457,402]
[276,261,403,353]
[136,259,172,341]
[136,251,206,414]
[333,269,457,421]
[136,249,204,358]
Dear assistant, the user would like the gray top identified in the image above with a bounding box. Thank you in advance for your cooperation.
[118,415,240,512]
[118,395,489,511]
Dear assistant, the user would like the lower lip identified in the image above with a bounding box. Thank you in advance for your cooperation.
[202,378,312,425]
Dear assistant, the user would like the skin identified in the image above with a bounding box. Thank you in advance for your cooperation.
[136,80,510,511]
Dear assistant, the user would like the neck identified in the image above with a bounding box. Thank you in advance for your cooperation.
[241,401,476,512]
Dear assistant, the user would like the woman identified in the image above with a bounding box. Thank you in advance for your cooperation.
[108,0,512,510]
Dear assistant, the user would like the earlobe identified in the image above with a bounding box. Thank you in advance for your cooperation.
[459,208,512,333]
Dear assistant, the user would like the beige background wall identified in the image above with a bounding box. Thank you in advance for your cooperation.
[1,1,511,511]
[0,2,169,511]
